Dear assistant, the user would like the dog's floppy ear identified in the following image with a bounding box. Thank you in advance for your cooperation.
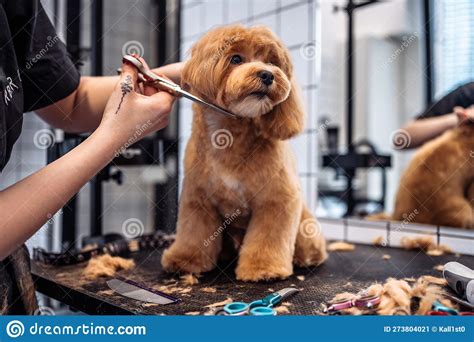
[181,51,199,93]
[257,78,305,140]
[180,39,213,96]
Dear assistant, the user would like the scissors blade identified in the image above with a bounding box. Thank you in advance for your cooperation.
[107,277,180,305]
[177,88,236,118]
[275,287,300,301]
[443,294,474,310]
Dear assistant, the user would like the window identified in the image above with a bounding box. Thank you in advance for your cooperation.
[432,0,474,97]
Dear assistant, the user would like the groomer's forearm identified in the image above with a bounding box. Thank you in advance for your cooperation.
[36,76,117,132]
[401,113,458,149]
[0,127,120,260]
[154,62,183,84]
[36,62,183,133]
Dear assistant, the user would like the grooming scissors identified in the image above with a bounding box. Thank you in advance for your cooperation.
[325,294,381,313]
[426,300,474,316]
[217,287,300,316]
[121,55,236,118]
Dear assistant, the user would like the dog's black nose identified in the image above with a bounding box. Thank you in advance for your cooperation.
[257,70,274,86]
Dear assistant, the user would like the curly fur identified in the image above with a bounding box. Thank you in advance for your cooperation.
[393,123,474,229]
[161,25,327,281]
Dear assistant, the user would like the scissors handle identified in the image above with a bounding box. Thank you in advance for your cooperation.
[431,300,459,315]
[223,301,279,316]
[251,293,282,308]
[427,310,449,316]
[249,307,276,316]
[326,298,353,312]
[223,302,277,316]
[224,302,249,316]
[354,295,381,308]
[326,294,381,313]
[122,55,181,96]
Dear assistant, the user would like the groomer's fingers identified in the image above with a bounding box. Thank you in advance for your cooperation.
[150,89,176,114]
[131,55,178,97]
[467,105,474,114]
[143,82,159,97]
[130,54,150,69]
[457,113,467,122]
[126,55,160,96]
[454,107,468,124]
[120,60,140,91]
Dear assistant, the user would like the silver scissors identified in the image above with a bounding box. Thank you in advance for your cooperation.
[121,55,236,118]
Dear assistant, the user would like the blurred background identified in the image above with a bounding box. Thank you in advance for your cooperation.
[1,0,472,253]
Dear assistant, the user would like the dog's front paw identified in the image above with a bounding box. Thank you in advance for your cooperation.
[235,260,292,282]
[161,246,215,274]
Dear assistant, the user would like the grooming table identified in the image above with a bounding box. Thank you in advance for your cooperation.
[31,243,474,315]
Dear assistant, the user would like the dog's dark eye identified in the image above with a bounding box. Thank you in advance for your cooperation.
[230,55,243,64]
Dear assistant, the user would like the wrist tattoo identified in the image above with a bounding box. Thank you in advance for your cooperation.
[115,75,133,115]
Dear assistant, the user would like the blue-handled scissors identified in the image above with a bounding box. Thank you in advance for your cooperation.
[428,300,460,315]
[219,288,300,316]
[427,300,474,315]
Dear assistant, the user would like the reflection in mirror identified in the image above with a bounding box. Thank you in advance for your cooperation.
[316,0,473,230]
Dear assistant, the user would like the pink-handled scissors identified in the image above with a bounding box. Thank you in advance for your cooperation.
[121,55,236,118]
[325,294,381,313]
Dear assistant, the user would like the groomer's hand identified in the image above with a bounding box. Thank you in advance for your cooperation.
[454,105,474,125]
[99,57,176,147]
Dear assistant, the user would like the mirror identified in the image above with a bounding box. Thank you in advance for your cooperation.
[315,0,473,230]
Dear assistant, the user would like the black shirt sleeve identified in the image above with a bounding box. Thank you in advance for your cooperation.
[8,1,80,112]
[416,82,474,120]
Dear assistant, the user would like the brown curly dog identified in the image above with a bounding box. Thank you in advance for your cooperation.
[161,25,327,281]
[392,122,474,229]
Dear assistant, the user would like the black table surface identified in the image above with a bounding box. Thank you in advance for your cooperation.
[31,243,473,315]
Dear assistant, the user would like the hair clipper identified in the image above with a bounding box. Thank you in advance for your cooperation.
[443,262,474,304]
